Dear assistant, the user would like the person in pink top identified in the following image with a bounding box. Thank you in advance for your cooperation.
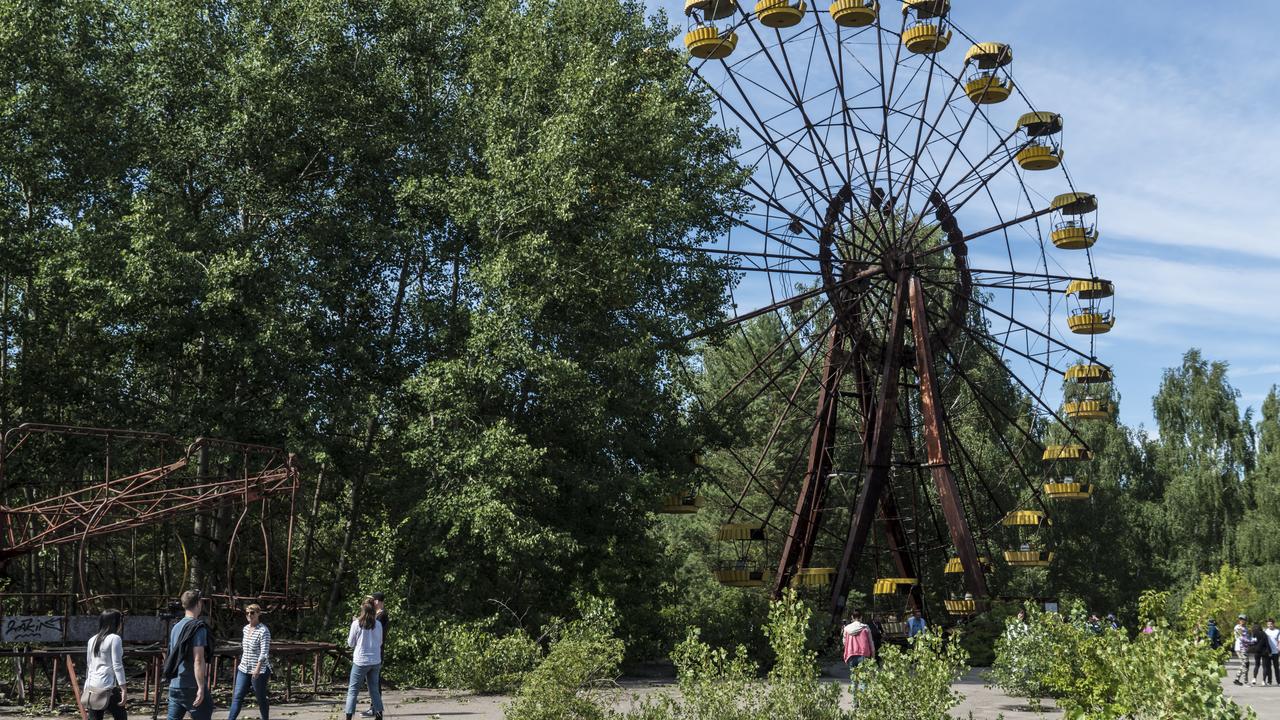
[842,610,876,672]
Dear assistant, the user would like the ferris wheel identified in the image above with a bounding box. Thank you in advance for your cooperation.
[664,0,1118,622]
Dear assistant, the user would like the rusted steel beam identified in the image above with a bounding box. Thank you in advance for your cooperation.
[830,273,910,623]
[909,276,989,601]
[772,326,846,596]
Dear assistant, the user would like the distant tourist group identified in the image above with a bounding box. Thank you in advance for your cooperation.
[840,606,929,670]
[1226,615,1280,686]
[79,590,390,720]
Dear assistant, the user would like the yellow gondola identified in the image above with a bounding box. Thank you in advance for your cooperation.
[660,493,705,514]
[829,0,878,26]
[1004,550,1054,567]
[872,577,918,595]
[1015,112,1063,171]
[1051,192,1099,250]
[1042,444,1092,462]
[963,42,1013,104]
[1064,363,1112,384]
[943,556,991,573]
[944,597,985,616]
[755,0,806,28]
[714,568,771,587]
[1062,399,1114,420]
[791,567,836,588]
[1066,278,1115,335]
[718,522,766,541]
[1002,509,1051,527]
[685,25,739,60]
[1043,481,1094,500]
[901,0,951,54]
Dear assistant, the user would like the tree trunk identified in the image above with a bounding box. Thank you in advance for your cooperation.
[321,252,414,627]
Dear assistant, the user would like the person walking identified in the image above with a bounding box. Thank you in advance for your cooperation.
[227,604,272,720]
[1265,619,1280,686]
[163,590,213,720]
[1207,618,1222,649]
[83,609,127,720]
[1251,620,1272,686]
[1233,615,1253,685]
[906,608,927,639]
[344,597,384,720]
[842,610,876,674]
[361,593,390,718]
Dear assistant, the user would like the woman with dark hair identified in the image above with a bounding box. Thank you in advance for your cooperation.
[227,604,272,720]
[343,597,383,720]
[83,609,127,720]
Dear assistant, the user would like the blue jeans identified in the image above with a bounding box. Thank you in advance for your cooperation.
[227,669,271,720]
[344,663,382,715]
[167,686,213,720]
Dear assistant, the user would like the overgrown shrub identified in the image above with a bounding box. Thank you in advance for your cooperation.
[504,596,625,720]
[431,620,541,694]
[850,630,969,720]
[990,603,1257,720]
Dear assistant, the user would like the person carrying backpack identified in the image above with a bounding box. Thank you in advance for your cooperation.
[1207,618,1222,649]
[163,590,213,720]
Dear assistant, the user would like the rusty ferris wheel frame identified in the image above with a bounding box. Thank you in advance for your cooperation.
[674,0,1116,623]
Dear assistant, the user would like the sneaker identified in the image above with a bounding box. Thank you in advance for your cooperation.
[1251,679,1258,686]
[1234,679,1243,685]
[361,711,376,717]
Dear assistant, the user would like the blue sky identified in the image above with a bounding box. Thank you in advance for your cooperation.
[653,0,1280,433]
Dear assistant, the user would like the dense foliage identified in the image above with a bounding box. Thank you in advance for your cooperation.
[989,603,1255,720]
[3,0,1280,693]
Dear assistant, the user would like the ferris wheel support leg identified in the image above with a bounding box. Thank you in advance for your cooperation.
[850,333,923,614]
[908,276,990,602]
[829,274,910,624]
[772,326,845,597]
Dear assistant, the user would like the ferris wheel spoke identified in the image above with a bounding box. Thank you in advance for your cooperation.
[711,309,836,414]
[731,22,854,196]
[920,276,1099,370]
[918,289,1092,452]
[924,316,1052,517]
[892,57,963,235]
[871,13,909,192]
[683,265,884,342]
[693,73,833,224]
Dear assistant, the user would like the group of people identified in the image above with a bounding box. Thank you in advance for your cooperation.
[840,607,929,670]
[78,590,391,720]
[1228,615,1280,686]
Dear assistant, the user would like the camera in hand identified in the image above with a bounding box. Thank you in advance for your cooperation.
[158,600,184,620]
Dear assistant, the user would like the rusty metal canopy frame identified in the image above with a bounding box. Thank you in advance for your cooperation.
[0,423,302,614]
[672,3,1112,622]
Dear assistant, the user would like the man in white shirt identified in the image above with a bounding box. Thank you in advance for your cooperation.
[1264,618,1280,686]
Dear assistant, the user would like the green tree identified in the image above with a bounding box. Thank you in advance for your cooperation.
[1152,349,1253,579]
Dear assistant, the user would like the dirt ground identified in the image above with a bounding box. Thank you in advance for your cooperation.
[5,663,1278,720]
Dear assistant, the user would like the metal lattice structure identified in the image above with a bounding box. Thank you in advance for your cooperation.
[669,0,1117,623]
[0,423,300,612]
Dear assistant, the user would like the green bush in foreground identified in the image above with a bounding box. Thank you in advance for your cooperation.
[990,603,1256,720]
[851,630,969,720]
[506,590,972,720]
[504,597,625,720]
[431,620,542,694]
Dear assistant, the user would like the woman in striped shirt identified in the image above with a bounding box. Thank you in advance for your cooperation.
[228,604,271,720]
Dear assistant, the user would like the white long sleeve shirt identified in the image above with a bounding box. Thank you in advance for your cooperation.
[85,634,126,689]
[348,619,383,667]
